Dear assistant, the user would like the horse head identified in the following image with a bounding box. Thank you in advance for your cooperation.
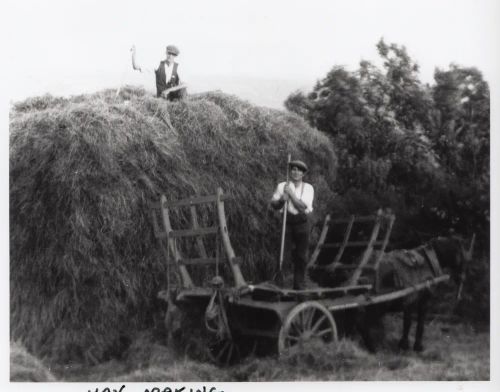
[428,234,475,300]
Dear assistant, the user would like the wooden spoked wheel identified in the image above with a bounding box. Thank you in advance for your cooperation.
[278,301,338,355]
[204,290,242,366]
[207,335,241,366]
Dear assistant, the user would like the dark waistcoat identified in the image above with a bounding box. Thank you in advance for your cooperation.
[155,61,179,97]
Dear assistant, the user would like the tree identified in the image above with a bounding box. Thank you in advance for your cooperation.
[284,40,489,247]
[429,65,490,237]
[284,43,490,323]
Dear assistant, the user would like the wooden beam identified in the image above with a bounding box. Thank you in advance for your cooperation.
[190,205,208,258]
[160,195,194,288]
[307,214,331,268]
[321,240,385,248]
[329,215,355,273]
[216,187,246,288]
[168,227,219,238]
[347,209,383,286]
[162,193,231,208]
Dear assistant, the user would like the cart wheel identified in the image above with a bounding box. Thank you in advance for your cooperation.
[278,301,338,355]
[207,336,241,366]
[203,289,243,366]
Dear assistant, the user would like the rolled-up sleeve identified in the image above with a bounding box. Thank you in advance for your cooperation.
[272,182,285,201]
[303,184,314,214]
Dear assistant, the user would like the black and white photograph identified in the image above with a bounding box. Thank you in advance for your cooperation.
[2,0,499,390]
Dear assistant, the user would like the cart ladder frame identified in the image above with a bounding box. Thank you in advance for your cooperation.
[151,187,246,289]
[308,209,395,287]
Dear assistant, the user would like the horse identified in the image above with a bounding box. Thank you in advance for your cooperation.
[307,234,475,352]
[362,234,475,352]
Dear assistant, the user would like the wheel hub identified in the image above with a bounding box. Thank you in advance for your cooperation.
[301,331,313,341]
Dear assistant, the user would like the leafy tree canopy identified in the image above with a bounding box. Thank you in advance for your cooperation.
[285,39,489,249]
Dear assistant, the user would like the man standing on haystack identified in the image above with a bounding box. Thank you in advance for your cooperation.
[270,160,314,290]
[131,44,186,101]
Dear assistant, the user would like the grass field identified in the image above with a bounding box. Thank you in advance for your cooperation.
[14,314,487,382]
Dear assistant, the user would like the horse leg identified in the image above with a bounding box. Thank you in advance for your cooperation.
[357,307,378,353]
[413,295,428,352]
[359,326,376,353]
[398,306,412,350]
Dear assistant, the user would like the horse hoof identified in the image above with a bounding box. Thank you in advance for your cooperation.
[413,343,424,352]
[398,340,409,350]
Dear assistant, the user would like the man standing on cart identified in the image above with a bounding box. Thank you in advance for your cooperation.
[270,160,314,290]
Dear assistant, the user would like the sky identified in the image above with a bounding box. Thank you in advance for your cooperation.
[2,0,500,108]
[1,1,500,390]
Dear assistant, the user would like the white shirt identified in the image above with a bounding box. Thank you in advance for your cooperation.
[272,181,314,215]
[164,61,174,84]
[141,60,178,77]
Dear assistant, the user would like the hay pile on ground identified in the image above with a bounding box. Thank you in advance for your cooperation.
[229,339,371,381]
[10,86,337,364]
[10,341,57,381]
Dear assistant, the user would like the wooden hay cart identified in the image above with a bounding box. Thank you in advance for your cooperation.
[150,189,449,365]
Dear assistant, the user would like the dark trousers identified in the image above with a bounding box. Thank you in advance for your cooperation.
[284,221,309,290]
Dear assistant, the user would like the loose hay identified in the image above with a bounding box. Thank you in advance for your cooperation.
[10,86,337,363]
[231,338,371,381]
[122,330,177,369]
[10,341,57,382]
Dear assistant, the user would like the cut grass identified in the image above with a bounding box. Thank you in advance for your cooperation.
[36,315,489,382]
[10,341,57,382]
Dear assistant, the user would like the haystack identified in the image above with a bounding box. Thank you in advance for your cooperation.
[10,86,337,363]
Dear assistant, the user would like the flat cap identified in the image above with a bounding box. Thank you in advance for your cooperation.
[289,160,308,172]
[166,45,180,56]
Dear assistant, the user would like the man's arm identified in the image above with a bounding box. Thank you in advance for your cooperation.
[270,197,286,210]
[284,184,309,213]
[160,83,188,98]
[131,45,143,72]
[301,184,314,213]
[270,183,287,210]
[284,183,314,213]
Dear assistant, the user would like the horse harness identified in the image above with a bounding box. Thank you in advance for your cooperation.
[422,245,443,277]
[401,245,442,278]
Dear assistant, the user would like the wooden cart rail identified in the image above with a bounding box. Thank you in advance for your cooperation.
[150,193,231,209]
[150,188,246,289]
[245,283,373,302]
[323,274,450,312]
[231,274,450,327]
[308,209,395,288]
[233,273,448,315]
